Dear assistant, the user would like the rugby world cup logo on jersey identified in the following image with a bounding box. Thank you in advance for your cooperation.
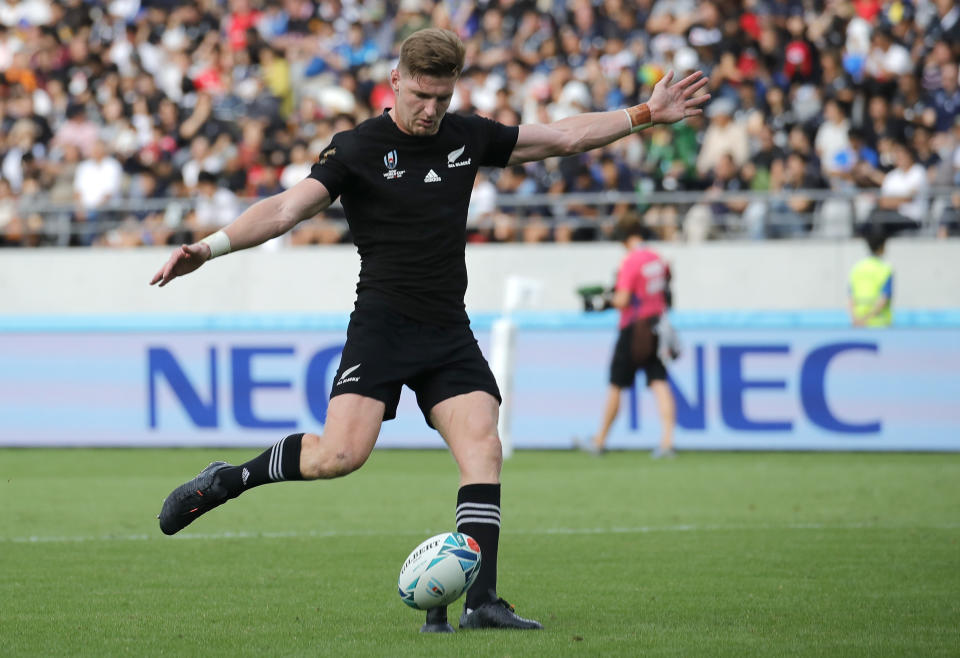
[447,145,471,168]
[383,150,405,180]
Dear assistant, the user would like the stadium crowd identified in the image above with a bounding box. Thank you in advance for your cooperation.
[0,0,959,247]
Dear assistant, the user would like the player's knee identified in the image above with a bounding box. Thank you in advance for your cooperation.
[300,434,368,479]
[326,448,367,478]
[306,449,366,479]
[474,431,503,472]
[457,432,501,483]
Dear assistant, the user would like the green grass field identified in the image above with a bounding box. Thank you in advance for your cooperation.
[1,449,958,657]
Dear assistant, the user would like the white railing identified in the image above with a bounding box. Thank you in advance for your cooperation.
[5,186,958,245]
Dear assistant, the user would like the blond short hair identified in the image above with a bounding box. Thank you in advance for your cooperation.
[398,28,466,79]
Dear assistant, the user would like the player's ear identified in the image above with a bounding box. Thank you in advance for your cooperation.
[390,69,400,92]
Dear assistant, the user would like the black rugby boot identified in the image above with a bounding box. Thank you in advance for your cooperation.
[158,461,232,535]
[459,598,543,630]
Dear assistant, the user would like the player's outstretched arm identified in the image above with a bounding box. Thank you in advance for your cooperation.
[150,178,332,287]
[508,70,710,165]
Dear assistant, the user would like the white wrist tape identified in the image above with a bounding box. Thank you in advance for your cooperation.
[200,230,232,259]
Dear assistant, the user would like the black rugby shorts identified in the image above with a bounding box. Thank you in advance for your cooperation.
[609,318,668,388]
[330,304,501,426]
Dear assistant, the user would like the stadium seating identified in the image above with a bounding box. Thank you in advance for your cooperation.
[0,0,958,246]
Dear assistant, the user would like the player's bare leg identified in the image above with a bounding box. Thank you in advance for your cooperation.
[429,391,542,631]
[432,391,502,487]
[589,385,623,454]
[158,394,383,535]
[649,380,676,458]
[298,394,384,478]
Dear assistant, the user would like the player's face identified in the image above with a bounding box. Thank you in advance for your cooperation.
[390,68,456,136]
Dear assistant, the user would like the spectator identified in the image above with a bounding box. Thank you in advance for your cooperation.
[0,178,19,245]
[864,27,912,89]
[864,139,928,234]
[891,73,937,131]
[816,98,853,181]
[928,0,960,47]
[336,23,379,71]
[646,0,698,36]
[950,116,960,186]
[863,94,899,149]
[280,142,313,190]
[52,103,98,158]
[767,152,820,238]
[258,46,293,117]
[597,153,635,233]
[938,190,960,238]
[181,135,224,192]
[45,143,82,206]
[747,124,787,191]
[189,171,241,239]
[696,97,749,178]
[559,163,605,242]
[686,152,749,240]
[72,139,123,244]
[911,126,943,185]
[934,116,960,236]
[467,171,497,242]
[788,125,825,187]
[2,119,39,192]
[489,165,534,243]
[931,61,960,134]
[251,164,284,198]
[820,50,856,105]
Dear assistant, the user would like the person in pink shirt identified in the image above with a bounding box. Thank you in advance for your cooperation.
[587,223,678,458]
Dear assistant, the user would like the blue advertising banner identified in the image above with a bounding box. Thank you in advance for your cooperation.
[0,313,958,450]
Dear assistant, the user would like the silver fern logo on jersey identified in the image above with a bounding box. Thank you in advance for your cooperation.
[383,150,405,180]
[447,145,471,168]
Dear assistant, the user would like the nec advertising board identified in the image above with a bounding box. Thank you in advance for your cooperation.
[0,326,957,450]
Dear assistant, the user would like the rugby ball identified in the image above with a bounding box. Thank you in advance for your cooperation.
[398,532,482,610]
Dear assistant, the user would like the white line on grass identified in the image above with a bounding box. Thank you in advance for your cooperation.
[3,522,959,544]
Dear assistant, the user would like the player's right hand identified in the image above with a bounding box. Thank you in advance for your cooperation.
[150,243,211,287]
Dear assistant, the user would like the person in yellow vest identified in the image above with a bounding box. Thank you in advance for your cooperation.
[848,229,893,327]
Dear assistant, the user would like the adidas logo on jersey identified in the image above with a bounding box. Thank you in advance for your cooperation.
[424,169,442,183]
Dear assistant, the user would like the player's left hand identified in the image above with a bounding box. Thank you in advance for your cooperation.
[647,70,711,125]
[149,242,211,288]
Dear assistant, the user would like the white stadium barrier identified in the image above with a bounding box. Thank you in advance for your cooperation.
[1,243,958,450]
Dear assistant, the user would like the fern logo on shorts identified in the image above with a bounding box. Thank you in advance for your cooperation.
[337,363,361,385]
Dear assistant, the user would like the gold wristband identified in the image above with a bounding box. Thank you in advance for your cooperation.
[624,103,653,133]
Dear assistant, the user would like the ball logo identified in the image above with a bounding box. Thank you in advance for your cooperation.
[427,577,445,598]
[467,537,480,552]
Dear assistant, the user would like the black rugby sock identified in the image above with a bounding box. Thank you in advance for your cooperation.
[217,433,304,498]
[456,483,501,609]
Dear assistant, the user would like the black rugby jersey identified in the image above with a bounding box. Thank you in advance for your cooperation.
[309,110,518,325]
